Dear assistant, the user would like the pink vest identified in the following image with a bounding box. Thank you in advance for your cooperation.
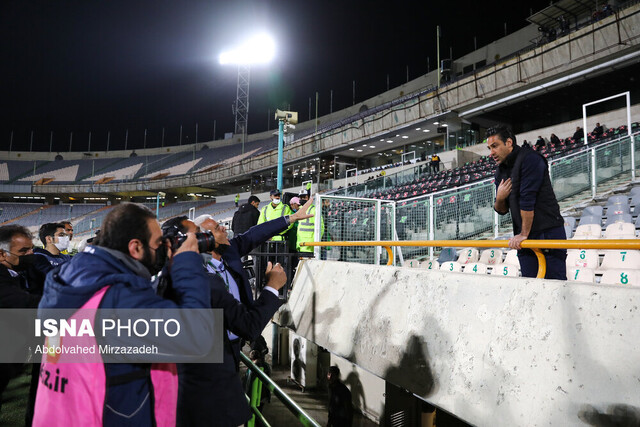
[33,286,178,427]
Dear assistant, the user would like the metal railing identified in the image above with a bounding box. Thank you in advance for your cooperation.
[241,352,321,427]
[300,239,640,279]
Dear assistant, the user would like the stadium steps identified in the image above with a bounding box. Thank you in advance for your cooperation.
[132,151,194,180]
[0,205,54,226]
[75,157,132,182]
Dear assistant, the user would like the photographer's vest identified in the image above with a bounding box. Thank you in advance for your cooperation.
[33,286,178,427]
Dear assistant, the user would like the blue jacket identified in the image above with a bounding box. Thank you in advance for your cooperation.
[178,217,287,427]
[33,247,71,268]
[39,245,212,427]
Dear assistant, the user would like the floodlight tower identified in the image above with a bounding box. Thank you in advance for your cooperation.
[219,33,275,155]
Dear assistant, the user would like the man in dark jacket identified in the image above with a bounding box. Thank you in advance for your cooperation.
[488,125,566,279]
[232,195,261,235]
[35,203,213,427]
[33,222,71,268]
[0,225,42,415]
[176,199,314,427]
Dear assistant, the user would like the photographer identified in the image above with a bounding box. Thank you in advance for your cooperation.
[34,203,212,427]
[172,200,313,427]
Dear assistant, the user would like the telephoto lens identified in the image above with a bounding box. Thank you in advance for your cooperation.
[175,231,216,253]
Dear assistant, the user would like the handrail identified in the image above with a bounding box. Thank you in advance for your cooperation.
[240,352,322,427]
[300,239,640,278]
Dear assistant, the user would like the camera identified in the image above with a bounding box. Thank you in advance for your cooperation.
[163,225,217,254]
[274,109,298,124]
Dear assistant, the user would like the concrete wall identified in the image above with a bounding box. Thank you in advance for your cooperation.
[275,260,640,426]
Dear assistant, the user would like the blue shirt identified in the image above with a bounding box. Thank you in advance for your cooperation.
[206,257,241,341]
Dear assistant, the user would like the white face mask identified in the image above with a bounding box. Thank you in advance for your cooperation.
[272,198,281,205]
[54,235,70,251]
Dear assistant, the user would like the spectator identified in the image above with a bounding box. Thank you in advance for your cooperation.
[34,203,212,426]
[535,136,546,149]
[176,201,314,427]
[34,223,71,268]
[327,366,353,427]
[289,197,301,213]
[573,126,584,141]
[550,133,561,145]
[522,140,530,148]
[487,125,566,280]
[592,122,604,138]
[232,195,261,235]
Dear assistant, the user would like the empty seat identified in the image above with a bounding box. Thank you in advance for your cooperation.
[420,260,439,270]
[604,213,633,227]
[568,267,596,283]
[573,224,602,239]
[606,195,629,206]
[479,249,503,265]
[405,259,422,268]
[566,249,599,269]
[600,269,640,287]
[463,263,487,274]
[503,250,520,267]
[491,264,519,277]
[440,261,462,272]
[437,247,457,263]
[582,206,603,217]
[457,248,479,265]
[578,215,602,226]
[606,203,630,216]
[599,250,640,270]
[563,216,576,229]
[604,222,636,239]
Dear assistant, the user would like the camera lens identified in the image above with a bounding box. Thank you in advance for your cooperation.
[195,231,216,253]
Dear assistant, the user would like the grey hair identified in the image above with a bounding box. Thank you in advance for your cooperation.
[0,225,32,252]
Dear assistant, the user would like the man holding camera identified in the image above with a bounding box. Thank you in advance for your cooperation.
[174,199,313,426]
[34,203,213,427]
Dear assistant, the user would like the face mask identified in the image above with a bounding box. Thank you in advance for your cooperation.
[8,254,36,272]
[142,244,168,277]
[272,198,281,205]
[54,236,70,251]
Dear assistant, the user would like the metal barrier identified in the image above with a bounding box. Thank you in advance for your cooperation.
[241,352,321,427]
[300,239,640,279]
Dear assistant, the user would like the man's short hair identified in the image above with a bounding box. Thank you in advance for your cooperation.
[486,125,517,146]
[60,221,72,227]
[248,195,260,204]
[0,225,32,252]
[193,215,213,228]
[94,203,156,254]
[39,222,64,245]
[161,216,189,235]
[328,365,340,377]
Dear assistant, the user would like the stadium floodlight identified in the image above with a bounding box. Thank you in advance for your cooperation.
[218,33,276,65]
[219,33,276,155]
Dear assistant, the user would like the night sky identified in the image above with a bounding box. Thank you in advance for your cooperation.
[1,0,551,152]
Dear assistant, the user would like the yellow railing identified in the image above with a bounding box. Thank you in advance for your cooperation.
[300,240,640,278]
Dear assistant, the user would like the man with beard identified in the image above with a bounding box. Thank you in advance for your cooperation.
[172,199,314,427]
[34,203,212,427]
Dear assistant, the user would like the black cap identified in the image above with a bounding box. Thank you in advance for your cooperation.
[269,189,281,196]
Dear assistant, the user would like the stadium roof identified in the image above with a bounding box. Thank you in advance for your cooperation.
[526,0,595,29]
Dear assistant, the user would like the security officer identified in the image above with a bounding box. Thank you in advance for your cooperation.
[296,195,324,254]
[257,189,292,241]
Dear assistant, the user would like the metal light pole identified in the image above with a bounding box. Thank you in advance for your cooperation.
[277,119,284,190]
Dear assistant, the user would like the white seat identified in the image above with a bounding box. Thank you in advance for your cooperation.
[462,262,488,274]
[572,224,602,239]
[491,264,519,277]
[405,259,422,268]
[604,222,636,239]
[599,250,640,271]
[503,250,520,268]
[568,267,596,283]
[457,248,479,265]
[566,249,599,269]
[600,269,640,287]
[479,249,503,265]
[420,260,439,270]
[440,261,462,272]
